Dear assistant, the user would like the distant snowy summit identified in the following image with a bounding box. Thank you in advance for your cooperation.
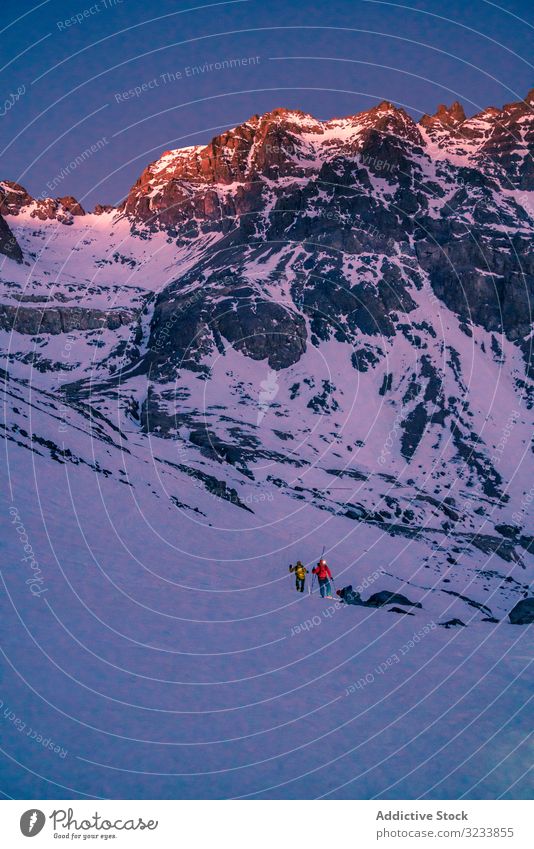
[1,88,533,369]
[2,89,533,239]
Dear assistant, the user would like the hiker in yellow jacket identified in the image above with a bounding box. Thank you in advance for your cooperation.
[289,561,308,593]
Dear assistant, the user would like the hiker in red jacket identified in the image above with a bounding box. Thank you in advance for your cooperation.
[312,559,333,598]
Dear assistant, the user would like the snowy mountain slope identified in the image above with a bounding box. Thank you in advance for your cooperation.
[0,90,533,799]
[1,374,532,799]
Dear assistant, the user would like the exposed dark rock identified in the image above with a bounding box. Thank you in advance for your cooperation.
[307,380,339,413]
[366,591,422,608]
[325,467,367,481]
[0,304,135,334]
[400,402,429,460]
[463,533,521,564]
[389,606,415,615]
[57,196,85,216]
[0,214,22,262]
[0,181,85,223]
[415,231,534,344]
[0,181,33,214]
[508,598,534,625]
[379,372,393,395]
[420,101,466,130]
[351,348,381,372]
[156,454,254,512]
[140,389,178,436]
[441,589,492,615]
[97,89,534,390]
[147,276,307,376]
[93,204,115,215]
[214,298,307,369]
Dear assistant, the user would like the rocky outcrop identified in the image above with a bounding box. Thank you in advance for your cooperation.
[508,598,534,624]
[57,196,85,216]
[0,181,33,214]
[0,214,22,262]
[477,91,534,190]
[93,203,115,215]
[420,101,467,130]
[0,181,85,223]
[213,298,307,369]
[420,90,534,189]
[0,304,135,334]
[366,591,422,608]
[146,285,307,377]
[415,229,534,343]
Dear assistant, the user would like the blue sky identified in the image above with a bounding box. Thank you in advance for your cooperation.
[1,0,532,206]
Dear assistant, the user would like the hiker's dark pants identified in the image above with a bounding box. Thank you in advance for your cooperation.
[296,576,305,592]
[318,577,331,598]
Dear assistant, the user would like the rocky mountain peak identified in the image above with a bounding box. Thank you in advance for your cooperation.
[3,90,533,240]
[93,203,115,215]
[0,180,34,215]
[57,196,85,216]
[260,106,316,123]
[420,101,466,128]
[370,99,396,113]
[0,180,85,223]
